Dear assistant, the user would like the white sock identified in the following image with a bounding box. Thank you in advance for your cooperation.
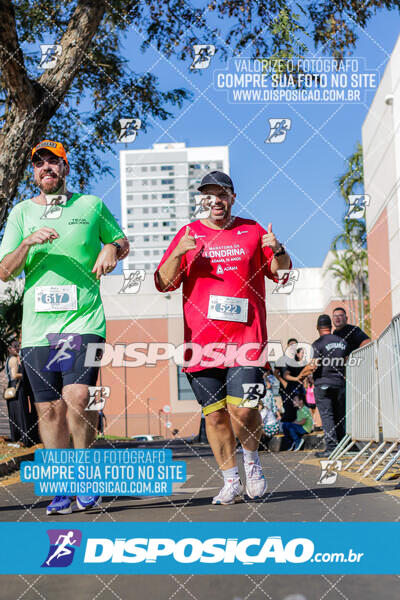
[222,466,239,482]
[242,448,260,465]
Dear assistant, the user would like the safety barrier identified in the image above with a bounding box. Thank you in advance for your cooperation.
[328,314,400,482]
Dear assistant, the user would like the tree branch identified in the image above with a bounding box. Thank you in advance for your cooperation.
[39,0,107,106]
[0,0,37,111]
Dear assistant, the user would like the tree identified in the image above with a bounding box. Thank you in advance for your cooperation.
[1,0,399,229]
[326,142,369,332]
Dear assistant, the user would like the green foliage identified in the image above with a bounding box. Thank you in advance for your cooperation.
[326,142,369,329]
[1,1,399,210]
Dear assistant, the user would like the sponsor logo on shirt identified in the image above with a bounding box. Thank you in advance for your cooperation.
[68,218,89,225]
[194,234,206,238]
[203,247,245,258]
[216,265,238,274]
[236,230,248,235]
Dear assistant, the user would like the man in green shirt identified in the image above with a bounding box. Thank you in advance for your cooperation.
[281,396,313,452]
[0,140,129,515]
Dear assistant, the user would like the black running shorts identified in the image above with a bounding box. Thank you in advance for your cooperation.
[21,334,104,403]
[187,366,266,415]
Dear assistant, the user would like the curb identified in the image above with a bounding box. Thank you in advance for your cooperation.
[0,451,35,478]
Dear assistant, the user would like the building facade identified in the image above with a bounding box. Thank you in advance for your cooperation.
[362,35,400,337]
[120,143,229,272]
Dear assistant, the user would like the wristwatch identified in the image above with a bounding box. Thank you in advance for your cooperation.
[274,244,286,257]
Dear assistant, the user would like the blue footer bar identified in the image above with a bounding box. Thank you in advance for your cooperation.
[0,522,396,574]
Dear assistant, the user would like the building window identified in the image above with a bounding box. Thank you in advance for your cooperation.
[151,166,156,172]
[161,165,174,171]
[144,250,150,256]
[142,166,148,172]
[142,180,148,185]
[177,366,196,400]
[127,195,133,201]
[162,221,170,227]
[163,235,170,241]
[143,222,149,228]
[127,209,133,214]
[143,208,149,214]
[217,161,223,169]
[152,222,158,228]
[126,167,134,174]
[152,194,157,199]
[128,223,134,228]
[144,236,150,242]
[161,179,173,185]
[143,194,149,200]
[152,207,158,213]
[127,180,133,187]
[162,193,174,199]
[153,249,159,255]
[145,263,151,269]
[153,235,159,241]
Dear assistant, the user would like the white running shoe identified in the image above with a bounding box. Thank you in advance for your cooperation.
[212,478,243,505]
[244,461,267,499]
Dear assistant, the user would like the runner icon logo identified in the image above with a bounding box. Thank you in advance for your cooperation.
[119,269,146,294]
[265,118,292,143]
[44,333,82,372]
[190,44,216,70]
[39,45,62,70]
[118,118,141,143]
[317,460,342,485]
[42,529,82,568]
[345,194,370,220]
[86,386,110,411]
[241,383,265,407]
[41,195,67,220]
[272,269,300,295]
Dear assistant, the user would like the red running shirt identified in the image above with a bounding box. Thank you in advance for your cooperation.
[154,217,290,372]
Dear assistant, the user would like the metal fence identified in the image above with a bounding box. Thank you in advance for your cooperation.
[329,313,400,481]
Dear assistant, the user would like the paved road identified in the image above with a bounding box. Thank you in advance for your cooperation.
[0,448,399,599]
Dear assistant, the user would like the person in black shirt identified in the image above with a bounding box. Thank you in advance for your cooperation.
[273,338,298,423]
[332,307,370,354]
[298,314,348,457]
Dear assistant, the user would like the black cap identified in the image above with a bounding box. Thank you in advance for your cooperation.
[317,314,332,329]
[198,171,234,193]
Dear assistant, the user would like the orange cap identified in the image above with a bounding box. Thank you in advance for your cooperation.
[31,140,68,165]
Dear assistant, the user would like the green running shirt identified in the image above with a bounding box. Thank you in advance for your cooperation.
[0,194,124,348]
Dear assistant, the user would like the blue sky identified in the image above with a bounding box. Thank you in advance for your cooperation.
[90,10,400,270]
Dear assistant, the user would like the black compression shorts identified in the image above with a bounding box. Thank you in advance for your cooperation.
[21,334,104,403]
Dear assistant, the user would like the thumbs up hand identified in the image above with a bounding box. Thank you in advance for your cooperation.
[262,223,280,253]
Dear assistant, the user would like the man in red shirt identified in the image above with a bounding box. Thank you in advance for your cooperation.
[155,171,291,504]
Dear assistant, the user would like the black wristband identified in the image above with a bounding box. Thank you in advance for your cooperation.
[274,244,286,257]
[111,241,121,252]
